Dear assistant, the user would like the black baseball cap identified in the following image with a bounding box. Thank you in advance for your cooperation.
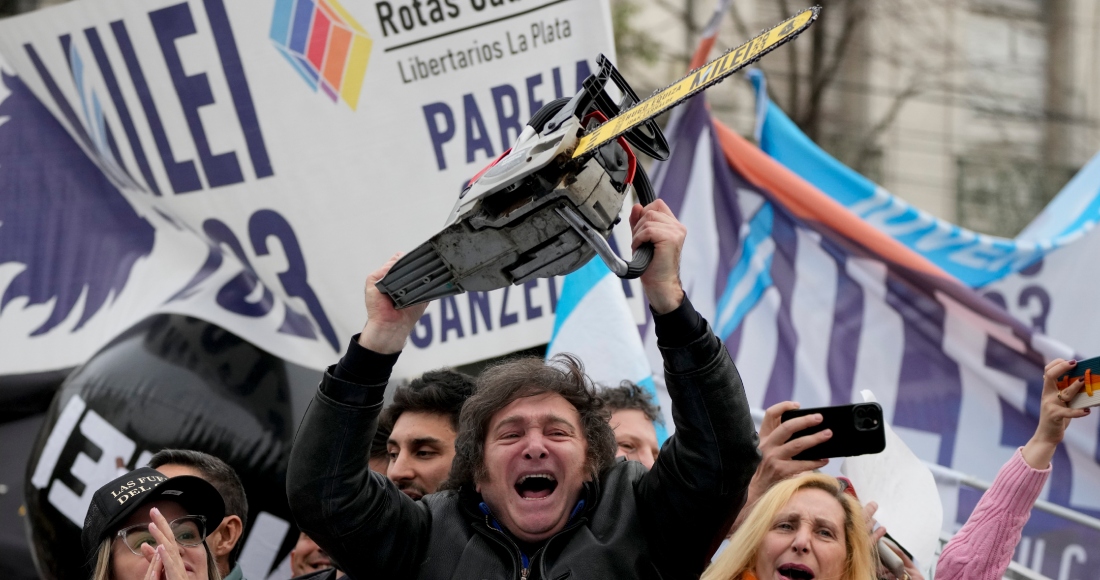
[81,466,225,559]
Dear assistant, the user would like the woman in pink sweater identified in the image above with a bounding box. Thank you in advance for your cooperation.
[934,358,1091,580]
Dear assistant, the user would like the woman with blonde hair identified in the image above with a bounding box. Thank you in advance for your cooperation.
[703,472,876,580]
[82,466,224,580]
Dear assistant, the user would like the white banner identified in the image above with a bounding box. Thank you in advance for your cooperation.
[0,0,614,378]
[983,222,1100,357]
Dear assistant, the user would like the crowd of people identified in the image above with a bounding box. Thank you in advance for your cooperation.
[80,202,1091,579]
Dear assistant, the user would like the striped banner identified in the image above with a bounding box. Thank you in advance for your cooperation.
[750,69,1100,361]
[749,70,1096,288]
[643,93,1100,579]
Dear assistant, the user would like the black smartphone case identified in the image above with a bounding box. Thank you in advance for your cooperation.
[780,402,886,460]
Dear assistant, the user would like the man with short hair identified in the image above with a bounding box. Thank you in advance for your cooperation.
[598,381,663,469]
[287,201,761,579]
[381,369,475,499]
[149,449,249,580]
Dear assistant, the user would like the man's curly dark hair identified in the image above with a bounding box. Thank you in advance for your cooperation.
[380,369,477,432]
[597,381,664,425]
[444,354,617,489]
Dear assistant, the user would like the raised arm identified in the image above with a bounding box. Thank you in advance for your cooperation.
[936,358,1090,580]
[629,201,762,575]
[286,255,431,579]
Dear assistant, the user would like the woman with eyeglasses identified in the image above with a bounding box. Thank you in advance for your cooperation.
[81,466,225,580]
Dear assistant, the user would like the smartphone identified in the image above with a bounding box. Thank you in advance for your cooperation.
[780,402,886,460]
[1057,355,1100,410]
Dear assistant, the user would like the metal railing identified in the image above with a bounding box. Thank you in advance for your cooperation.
[924,461,1100,533]
[1005,562,1053,580]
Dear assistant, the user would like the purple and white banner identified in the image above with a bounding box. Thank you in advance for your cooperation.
[644,95,1099,578]
[751,69,1100,360]
[0,0,614,379]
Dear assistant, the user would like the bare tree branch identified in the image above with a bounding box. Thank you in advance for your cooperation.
[648,0,698,70]
[775,0,799,117]
[851,78,922,172]
[802,0,868,133]
[726,1,752,41]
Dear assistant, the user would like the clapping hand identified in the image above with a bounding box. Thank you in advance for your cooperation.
[138,507,194,580]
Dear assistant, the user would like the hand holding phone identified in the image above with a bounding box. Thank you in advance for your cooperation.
[780,402,886,460]
[733,402,835,530]
[752,402,833,486]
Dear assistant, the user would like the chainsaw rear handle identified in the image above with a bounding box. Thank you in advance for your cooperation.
[530,94,658,280]
[558,164,655,280]
[620,166,655,279]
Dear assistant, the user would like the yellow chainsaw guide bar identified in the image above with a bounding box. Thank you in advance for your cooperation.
[573,6,819,159]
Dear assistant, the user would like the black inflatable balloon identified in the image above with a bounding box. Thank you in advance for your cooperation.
[0,413,44,580]
[24,314,300,580]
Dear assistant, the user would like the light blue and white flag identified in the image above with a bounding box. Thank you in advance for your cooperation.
[642,89,1098,579]
[748,69,1097,288]
[1018,148,1100,242]
[749,69,1100,355]
[546,258,669,444]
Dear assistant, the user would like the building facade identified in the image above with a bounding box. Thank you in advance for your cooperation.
[615,0,1100,237]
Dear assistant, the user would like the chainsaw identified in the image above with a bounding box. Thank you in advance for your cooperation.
[377,7,818,309]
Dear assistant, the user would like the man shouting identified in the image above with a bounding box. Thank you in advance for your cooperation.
[287,200,760,579]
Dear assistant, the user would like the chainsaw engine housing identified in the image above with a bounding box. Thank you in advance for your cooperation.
[377,55,663,309]
[378,119,634,307]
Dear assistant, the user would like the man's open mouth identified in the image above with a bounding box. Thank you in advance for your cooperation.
[777,563,815,580]
[514,473,558,500]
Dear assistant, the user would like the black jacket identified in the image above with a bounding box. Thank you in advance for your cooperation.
[287,300,760,580]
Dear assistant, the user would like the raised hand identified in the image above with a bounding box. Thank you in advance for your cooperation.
[884,540,924,580]
[863,501,887,545]
[629,199,687,314]
[144,507,192,580]
[359,253,431,354]
[749,402,831,499]
[140,545,162,580]
[865,502,925,580]
[1022,358,1091,469]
